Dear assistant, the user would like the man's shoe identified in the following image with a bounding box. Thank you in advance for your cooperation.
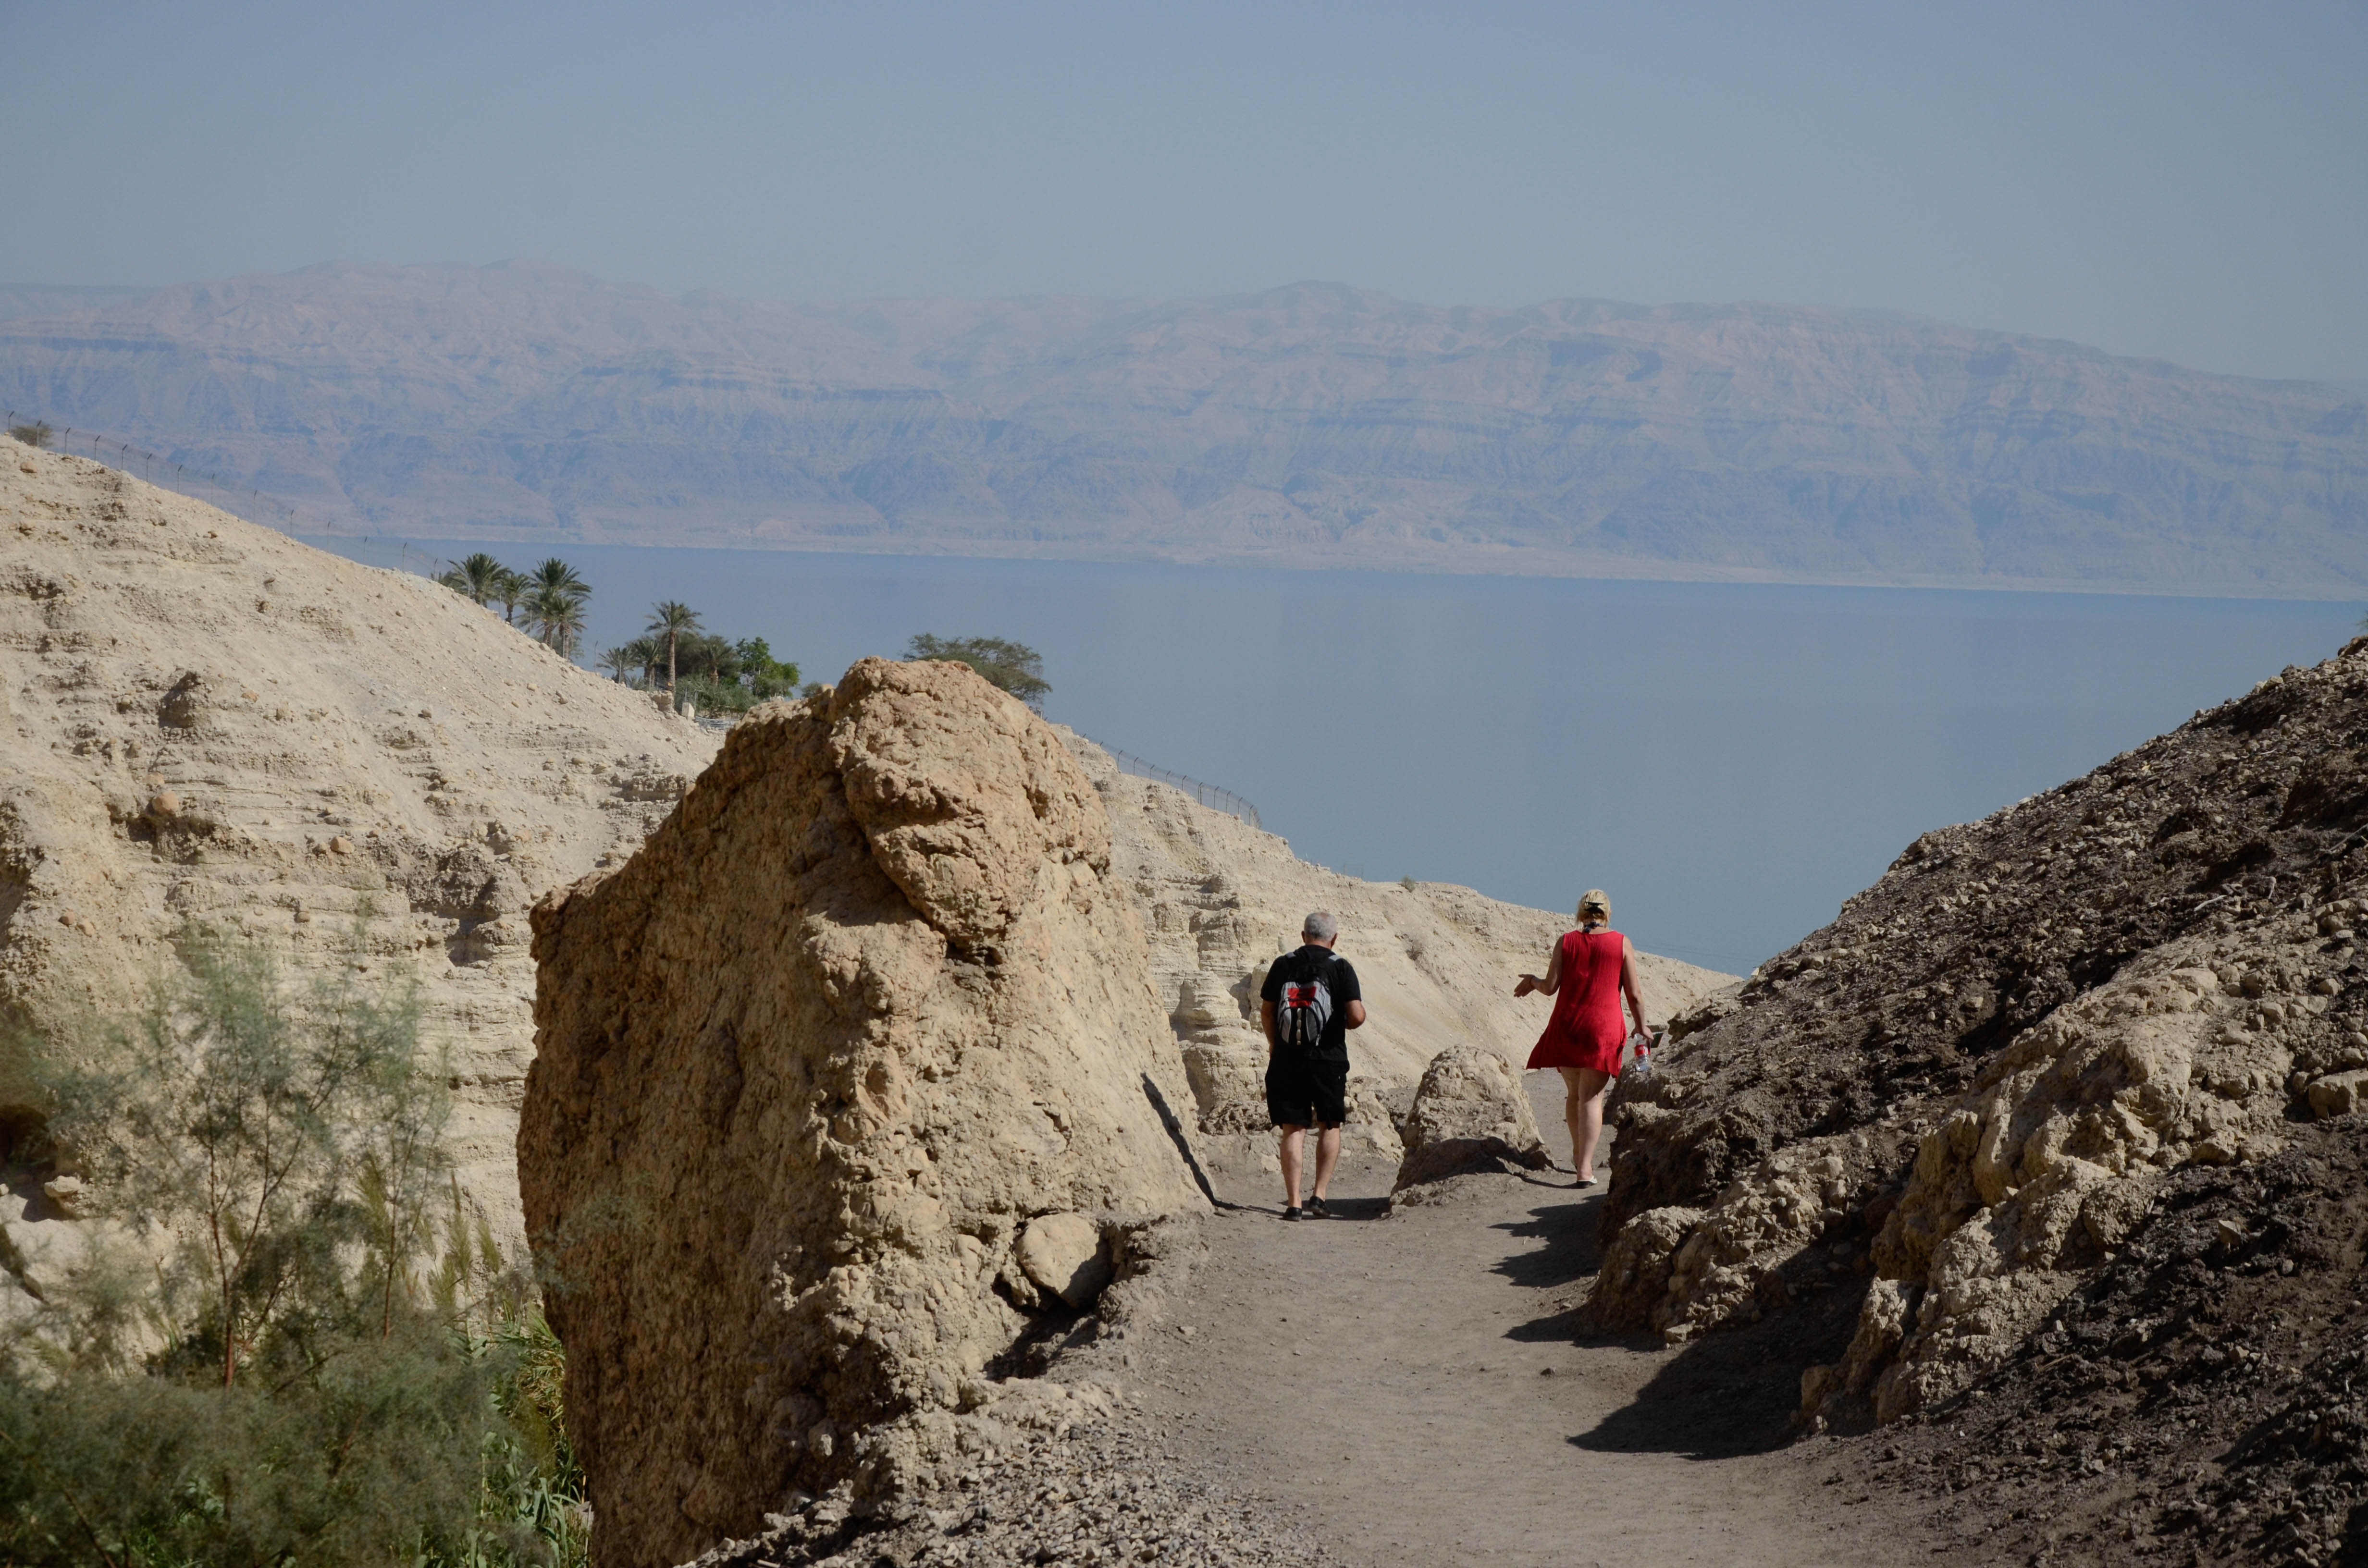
[1307,1196,1331,1218]
[1282,1206,1304,1222]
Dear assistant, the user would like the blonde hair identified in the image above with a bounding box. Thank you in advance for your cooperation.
[1577,889,1611,926]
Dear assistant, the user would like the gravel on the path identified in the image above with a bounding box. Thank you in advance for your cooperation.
[686,1421,1356,1568]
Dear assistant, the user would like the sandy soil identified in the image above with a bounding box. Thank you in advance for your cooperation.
[1126,1080,1932,1568]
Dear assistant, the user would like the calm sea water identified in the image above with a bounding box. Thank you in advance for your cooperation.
[317,536,2361,976]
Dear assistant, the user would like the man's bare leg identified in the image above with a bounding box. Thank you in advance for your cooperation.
[1311,1125,1343,1201]
[1278,1125,1307,1208]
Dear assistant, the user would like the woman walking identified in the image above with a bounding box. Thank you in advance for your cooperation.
[1514,889,1653,1188]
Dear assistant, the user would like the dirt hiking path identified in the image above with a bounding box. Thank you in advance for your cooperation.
[1132,1083,1929,1567]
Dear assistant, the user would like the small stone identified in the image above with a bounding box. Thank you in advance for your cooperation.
[147,790,181,820]
[2307,1069,2368,1118]
[329,835,353,855]
[41,1175,84,1217]
[1018,1213,1112,1310]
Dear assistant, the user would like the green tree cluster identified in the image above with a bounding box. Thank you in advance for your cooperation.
[436,555,590,655]
[906,635,1050,708]
[0,932,586,1567]
[598,604,802,715]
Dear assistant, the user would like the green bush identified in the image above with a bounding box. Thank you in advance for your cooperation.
[906,634,1048,707]
[0,930,587,1567]
[673,671,757,715]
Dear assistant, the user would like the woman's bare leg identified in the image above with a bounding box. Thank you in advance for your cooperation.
[1555,1068,1584,1172]
[1560,1066,1613,1182]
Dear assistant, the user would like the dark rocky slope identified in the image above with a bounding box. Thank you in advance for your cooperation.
[1592,631,2368,1564]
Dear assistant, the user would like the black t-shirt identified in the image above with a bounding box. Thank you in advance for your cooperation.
[1260,945,1362,1063]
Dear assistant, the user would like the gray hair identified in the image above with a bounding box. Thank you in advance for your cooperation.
[1301,910,1339,942]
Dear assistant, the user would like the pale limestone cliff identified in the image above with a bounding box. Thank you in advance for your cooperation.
[518,661,1209,1568]
[0,439,715,1286]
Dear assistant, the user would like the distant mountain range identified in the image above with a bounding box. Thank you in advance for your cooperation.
[3,260,2362,594]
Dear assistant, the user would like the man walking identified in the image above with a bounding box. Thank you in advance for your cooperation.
[1260,911,1367,1220]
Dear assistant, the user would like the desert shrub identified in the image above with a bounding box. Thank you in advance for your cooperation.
[6,421,52,450]
[733,637,801,698]
[906,634,1049,707]
[0,931,587,1567]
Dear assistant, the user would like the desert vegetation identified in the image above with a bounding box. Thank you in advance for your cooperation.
[5,421,53,450]
[0,931,587,1567]
[436,554,590,654]
[906,634,1049,707]
[597,603,802,715]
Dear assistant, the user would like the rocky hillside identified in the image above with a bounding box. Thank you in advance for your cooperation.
[4,261,2362,593]
[1592,633,2368,1564]
[0,436,717,1266]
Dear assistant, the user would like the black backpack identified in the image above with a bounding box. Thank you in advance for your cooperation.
[1273,950,1336,1053]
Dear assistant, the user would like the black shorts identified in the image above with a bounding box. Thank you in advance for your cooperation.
[1265,1057,1348,1128]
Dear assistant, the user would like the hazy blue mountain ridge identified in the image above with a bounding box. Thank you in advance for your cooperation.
[1,261,2360,592]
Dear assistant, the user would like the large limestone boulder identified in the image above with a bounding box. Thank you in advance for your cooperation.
[518,659,1209,1568]
[1392,1046,1553,1190]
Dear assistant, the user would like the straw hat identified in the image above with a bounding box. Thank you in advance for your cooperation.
[1578,889,1611,922]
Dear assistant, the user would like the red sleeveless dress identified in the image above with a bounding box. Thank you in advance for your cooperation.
[1526,928,1628,1075]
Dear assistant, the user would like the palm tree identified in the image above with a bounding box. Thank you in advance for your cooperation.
[531,557,589,601]
[617,635,663,683]
[646,601,703,694]
[525,584,586,654]
[494,569,531,626]
[436,552,509,606]
[599,644,641,683]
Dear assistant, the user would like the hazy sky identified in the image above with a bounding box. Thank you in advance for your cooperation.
[5,1,2363,381]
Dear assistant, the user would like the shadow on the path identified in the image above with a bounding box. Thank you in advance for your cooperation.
[1566,1320,1817,1458]
[1318,1194,1390,1222]
[1491,1189,1867,1459]
[1492,1198,1603,1291]
[1566,1276,1872,1460]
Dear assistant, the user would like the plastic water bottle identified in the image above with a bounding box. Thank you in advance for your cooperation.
[1630,1030,1656,1077]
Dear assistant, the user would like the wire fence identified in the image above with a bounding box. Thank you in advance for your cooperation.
[2,404,473,583]
[1099,746,1262,832]
[3,405,322,532]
